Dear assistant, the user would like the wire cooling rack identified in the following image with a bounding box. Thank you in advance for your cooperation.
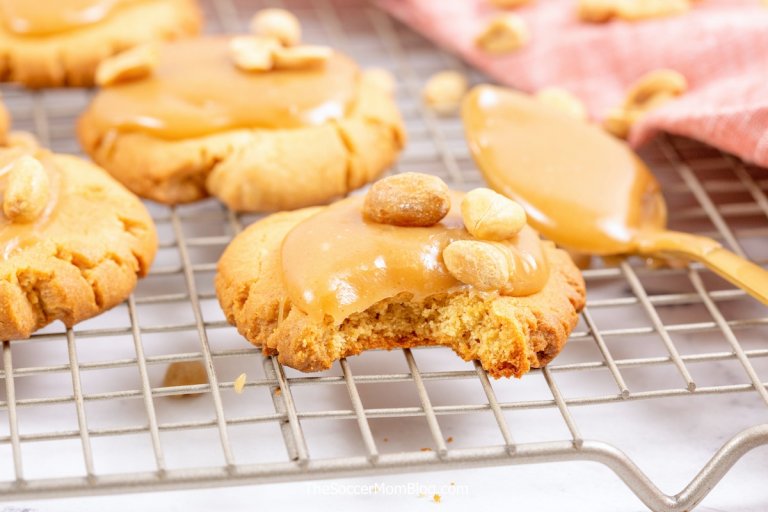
[0,0,766,510]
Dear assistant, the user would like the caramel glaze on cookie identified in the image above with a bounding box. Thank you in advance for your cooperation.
[0,142,157,339]
[216,174,585,378]
[0,0,201,87]
[77,36,405,211]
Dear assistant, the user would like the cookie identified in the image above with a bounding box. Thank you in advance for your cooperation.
[0,141,157,339]
[0,0,201,87]
[216,174,585,378]
[77,35,405,211]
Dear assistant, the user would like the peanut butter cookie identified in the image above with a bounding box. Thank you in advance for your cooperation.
[216,174,585,378]
[77,31,405,211]
[0,140,157,339]
[0,0,201,88]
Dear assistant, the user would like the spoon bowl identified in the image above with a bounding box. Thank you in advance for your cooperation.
[462,85,768,305]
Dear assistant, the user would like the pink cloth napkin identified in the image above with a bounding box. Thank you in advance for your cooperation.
[376,0,768,167]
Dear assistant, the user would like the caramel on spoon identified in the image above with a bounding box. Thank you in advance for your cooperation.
[462,85,768,305]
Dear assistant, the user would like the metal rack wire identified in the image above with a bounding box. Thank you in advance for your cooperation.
[0,0,767,509]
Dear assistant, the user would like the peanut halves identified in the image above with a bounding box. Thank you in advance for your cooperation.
[95,44,158,86]
[230,36,280,72]
[423,71,468,115]
[604,69,687,138]
[475,14,529,54]
[461,188,526,241]
[230,37,331,72]
[2,155,50,223]
[443,241,511,291]
[444,188,528,290]
[578,0,691,23]
[250,8,301,47]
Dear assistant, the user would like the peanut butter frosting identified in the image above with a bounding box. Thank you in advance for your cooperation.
[0,0,139,36]
[463,85,666,254]
[280,193,549,324]
[0,148,61,259]
[84,37,360,140]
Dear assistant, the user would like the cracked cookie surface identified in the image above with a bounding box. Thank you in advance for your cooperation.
[0,146,157,339]
[215,207,586,378]
[0,0,201,88]
[77,37,406,211]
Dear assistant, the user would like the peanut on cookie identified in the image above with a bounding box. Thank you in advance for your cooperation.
[78,34,406,211]
[0,0,201,88]
[216,173,585,378]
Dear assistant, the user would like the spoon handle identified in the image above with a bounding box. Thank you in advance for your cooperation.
[635,230,768,306]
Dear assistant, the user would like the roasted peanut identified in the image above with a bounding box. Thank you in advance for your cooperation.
[422,70,468,115]
[489,0,534,8]
[3,155,50,223]
[578,0,690,22]
[95,44,158,86]
[604,69,687,138]
[535,87,588,121]
[617,0,690,21]
[602,106,633,138]
[162,361,208,398]
[577,0,617,22]
[461,188,526,241]
[364,68,396,94]
[230,36,280,72]
[475,14,529,54]
[443,240,510,290]
[272,45,332,69]
[623,69,687,110]
[250,8,301,46]
[363,173,450,227]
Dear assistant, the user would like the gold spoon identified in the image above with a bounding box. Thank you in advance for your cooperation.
[462,85,768,305]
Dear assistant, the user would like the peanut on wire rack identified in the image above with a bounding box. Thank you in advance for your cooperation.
[0,0,766,510]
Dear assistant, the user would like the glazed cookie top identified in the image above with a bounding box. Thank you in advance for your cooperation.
[0,0,144,36]
[0,143,155,267]
[281,173,551,324]
[84,34,360,140]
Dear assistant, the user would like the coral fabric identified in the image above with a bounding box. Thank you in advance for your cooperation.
[376,0,768,166]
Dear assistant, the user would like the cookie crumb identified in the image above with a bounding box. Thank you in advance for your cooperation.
[433,494,441,503]
[420,447,432,452]
[234,373,247,393]
[274,387,282,396]
[383,437,388,442]
[446,436,454,443]
[163,361,208,398]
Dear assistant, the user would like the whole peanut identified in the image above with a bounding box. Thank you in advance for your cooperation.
[3,155,50,223]
[250,8,301,46]
[363,173,451,227]
[461,188,526,241]
[443,240,510,290]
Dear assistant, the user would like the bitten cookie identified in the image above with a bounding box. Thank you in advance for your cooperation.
[0,0,201,87]
[77,18,405,211]
[216,173,585,378]
[0,141,157,339]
